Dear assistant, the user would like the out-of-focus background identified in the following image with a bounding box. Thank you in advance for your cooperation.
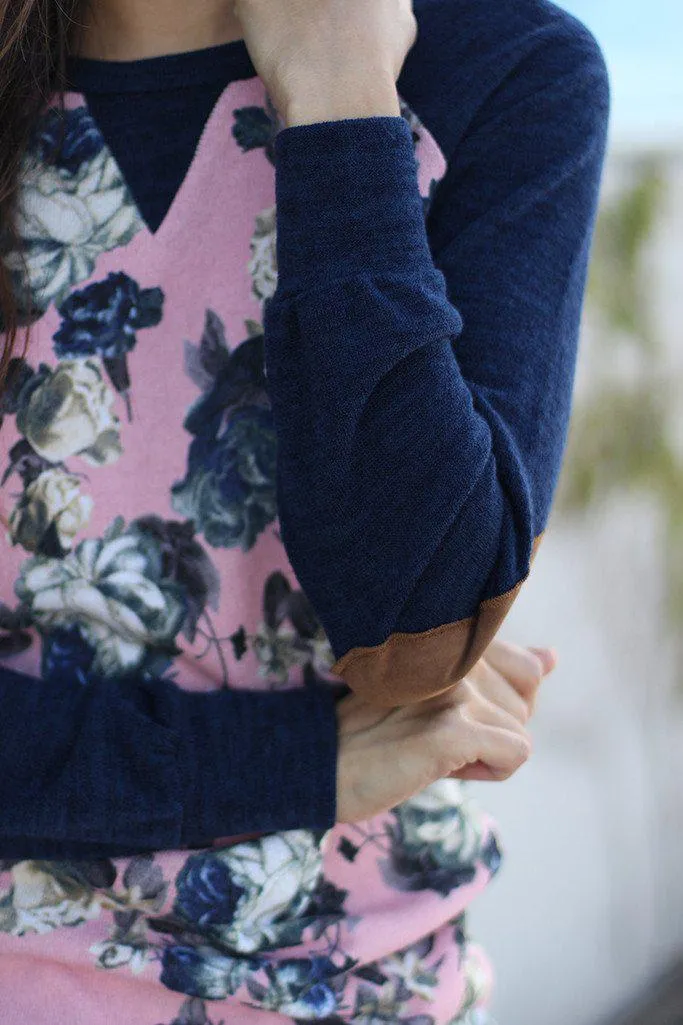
[468,2,683,1023]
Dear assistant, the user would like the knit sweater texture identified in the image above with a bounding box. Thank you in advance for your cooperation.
[0,1,610,1020]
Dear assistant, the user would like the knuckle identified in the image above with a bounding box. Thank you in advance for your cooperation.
[517,700,531,725]
[431,711,471,776]
[438,703,469,737]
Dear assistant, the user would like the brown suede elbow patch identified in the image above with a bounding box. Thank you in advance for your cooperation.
[329,532,545,707]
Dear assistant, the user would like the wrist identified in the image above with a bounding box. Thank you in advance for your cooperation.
[283,76,401,127]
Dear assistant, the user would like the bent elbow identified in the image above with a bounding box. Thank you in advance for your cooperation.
[330,532,545,707]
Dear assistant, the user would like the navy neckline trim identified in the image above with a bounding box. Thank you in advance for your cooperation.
[65,38,256,93]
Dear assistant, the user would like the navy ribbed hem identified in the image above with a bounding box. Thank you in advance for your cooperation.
[273,116,435,290]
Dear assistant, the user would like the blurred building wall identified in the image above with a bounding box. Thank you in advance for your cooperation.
[468,145,683,1025]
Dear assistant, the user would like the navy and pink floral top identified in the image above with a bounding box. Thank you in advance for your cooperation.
[0,1,610,1022]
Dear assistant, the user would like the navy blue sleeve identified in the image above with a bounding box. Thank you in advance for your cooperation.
[0,664,338,860]
[263,21,611,707]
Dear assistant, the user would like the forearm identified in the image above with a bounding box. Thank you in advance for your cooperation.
[0,664,338,859]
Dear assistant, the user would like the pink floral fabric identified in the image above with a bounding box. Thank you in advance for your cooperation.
[0,78,502,1024]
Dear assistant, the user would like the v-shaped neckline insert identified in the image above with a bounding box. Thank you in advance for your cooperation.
[74,81,244,241]
[63,38,260,239]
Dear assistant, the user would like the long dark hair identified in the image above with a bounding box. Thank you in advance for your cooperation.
[0,0,85,386]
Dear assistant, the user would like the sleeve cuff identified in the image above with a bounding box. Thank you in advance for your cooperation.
[273,116,435,289]
[147,679,339,847]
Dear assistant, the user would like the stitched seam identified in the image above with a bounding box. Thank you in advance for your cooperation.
[331,529,545,675]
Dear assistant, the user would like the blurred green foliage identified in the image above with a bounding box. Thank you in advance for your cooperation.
[556,154,683,647]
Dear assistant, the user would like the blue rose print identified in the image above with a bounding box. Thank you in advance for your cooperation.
[54,271,163,360]
[246,569,338,687]
[53,271,164,419]
[32,105,104,175]
[379,780,488,898]
[130,517,220,644]
[160,945,263,1002]
[232,106,273,152]
[381,827,477,898]
[148,841,351,1011]
[161,946,236,1001]
[172,405,277,551]
[174,851,247,929]
[232,101,280,164]
[172,311,277,551]
[41,624,97,686]
[479,834,503,877]
[247,956,344,1019]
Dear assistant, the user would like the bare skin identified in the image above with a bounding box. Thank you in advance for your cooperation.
[335,641,557,823]
[71,0,246,61]
[71,0,405,122]
[72,0,560,825]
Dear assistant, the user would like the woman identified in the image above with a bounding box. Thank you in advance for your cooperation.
[0,0,609,1022]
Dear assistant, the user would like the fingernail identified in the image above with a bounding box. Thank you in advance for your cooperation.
[528,647,558,673]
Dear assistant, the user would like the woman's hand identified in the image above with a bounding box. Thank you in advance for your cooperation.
[231,0,417,125]
[335,640,558,824]
[447,641,557,783]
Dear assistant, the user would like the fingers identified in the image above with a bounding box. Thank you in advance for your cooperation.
[484,640,559,720]
[465,689,530,739]
[434,702,531,782]
[528,646,559,674]
[482,639,546,704]
[470,659,531,724]
[462,720,531,780]
[448,761,504,783]
[440,648,554,783]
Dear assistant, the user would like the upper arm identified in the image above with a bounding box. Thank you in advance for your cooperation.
[427,20,611,541]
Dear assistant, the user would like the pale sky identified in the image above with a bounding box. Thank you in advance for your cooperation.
[557,0,683,148]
